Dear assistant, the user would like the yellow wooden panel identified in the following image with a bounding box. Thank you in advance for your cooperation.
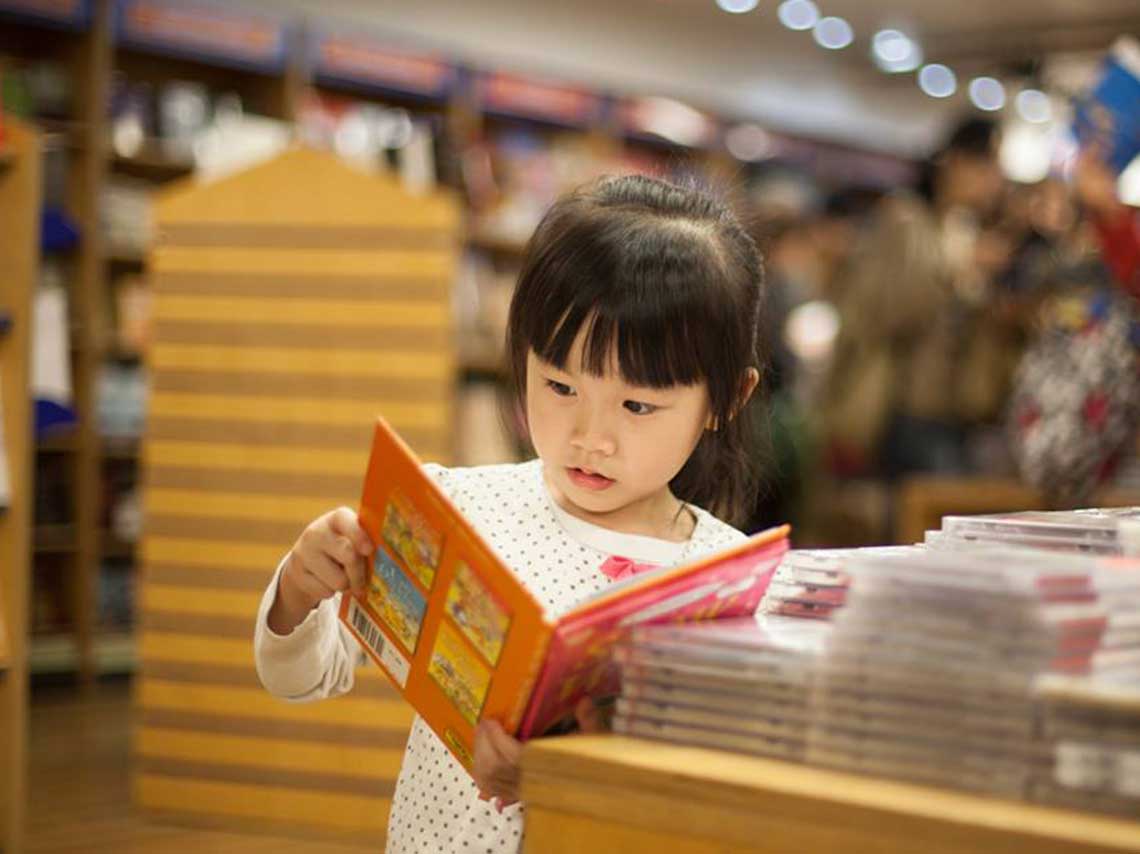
[146,488,339,523]
[155,145,458,232]
[138,629,253,666]
[142,537,285,572]
[140,587,262,622]
[153,246,454,278]
[153,295,449,328]
[149,393,448,430]
[151,343,451,379]
[136,727,403,780]
[134,774,389,832]
[138,679,413,728]
[146,440,365,476]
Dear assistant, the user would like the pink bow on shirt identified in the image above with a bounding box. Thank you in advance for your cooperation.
[600,555,659,581]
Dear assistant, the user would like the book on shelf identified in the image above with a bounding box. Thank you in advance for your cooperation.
[338,417,790,769]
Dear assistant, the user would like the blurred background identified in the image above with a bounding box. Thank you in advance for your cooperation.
[0,0,1138,851]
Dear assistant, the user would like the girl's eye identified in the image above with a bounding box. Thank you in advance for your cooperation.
[623,400,659,416]
[546,379,574,397]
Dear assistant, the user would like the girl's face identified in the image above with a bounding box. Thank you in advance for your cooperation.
[525,327,712,539]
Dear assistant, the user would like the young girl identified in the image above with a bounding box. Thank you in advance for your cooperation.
[254,174,767,853]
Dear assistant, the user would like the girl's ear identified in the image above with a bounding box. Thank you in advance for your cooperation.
[706,368,761,431]
[737,368,760,411]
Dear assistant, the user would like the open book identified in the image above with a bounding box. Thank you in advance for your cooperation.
[339,418,789,769]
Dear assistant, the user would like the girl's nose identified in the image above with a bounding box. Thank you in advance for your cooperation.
[570,407,617,457]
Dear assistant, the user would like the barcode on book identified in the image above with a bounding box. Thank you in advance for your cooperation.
[348,598,410,688]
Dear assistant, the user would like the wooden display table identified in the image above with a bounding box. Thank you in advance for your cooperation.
[520,735,1140,854]
[895,476,1140,546]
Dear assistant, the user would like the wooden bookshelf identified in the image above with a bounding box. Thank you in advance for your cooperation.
[4,0,306,684]
[0,114,40,854]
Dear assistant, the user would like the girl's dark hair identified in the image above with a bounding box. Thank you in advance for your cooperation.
[916,116,999,201]
[505,174,766,525]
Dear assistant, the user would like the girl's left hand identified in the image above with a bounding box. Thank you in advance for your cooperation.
[473,721,523,811]
[473,700,609,810]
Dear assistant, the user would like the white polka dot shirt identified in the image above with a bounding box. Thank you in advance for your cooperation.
[255,459,744,853]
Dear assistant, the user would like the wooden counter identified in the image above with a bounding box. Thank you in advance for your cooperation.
[520,735,1140,854]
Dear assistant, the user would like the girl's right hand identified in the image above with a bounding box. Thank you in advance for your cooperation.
[269,507,374,634]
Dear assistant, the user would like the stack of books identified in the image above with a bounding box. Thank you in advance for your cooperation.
[927,507,1140,556]
[761,547,920,621]
[806,546,1140,799]
[612,616,830,761]
[611,508,1140,819]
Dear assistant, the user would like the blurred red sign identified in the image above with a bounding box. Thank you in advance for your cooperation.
[314,34,455,97]
[118,0,285,68]
[0,0,87,26]
[477,72,603,127]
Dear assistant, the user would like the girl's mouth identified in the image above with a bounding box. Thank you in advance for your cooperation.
[566,467,615,491]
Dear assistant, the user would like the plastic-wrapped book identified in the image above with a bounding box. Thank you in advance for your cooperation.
[614,616,829,761]
[936,508,1140,556]
[760,547,922,621]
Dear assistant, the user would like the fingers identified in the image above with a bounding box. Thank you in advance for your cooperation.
[328,506,375,556]
[290,508,375,601]
[343,549,370,596]
[574,697,603,734]
[482,720,523,763]
[327,534,369,595]
[306,551,353,594]
[472,721,523,803]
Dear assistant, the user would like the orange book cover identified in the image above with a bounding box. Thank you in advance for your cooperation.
[339,418,789,770]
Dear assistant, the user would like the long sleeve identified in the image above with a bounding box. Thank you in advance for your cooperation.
[253,556,364,701]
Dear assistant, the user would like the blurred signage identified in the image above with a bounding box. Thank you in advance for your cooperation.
[313,32,456,99]
[115,0,286,71]
[0,0,89,28]
[476,72,604,127]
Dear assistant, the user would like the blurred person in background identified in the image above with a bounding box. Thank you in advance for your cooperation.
[821,116,1011,482]
[1006,146,1140,505]
[746,189,873,533]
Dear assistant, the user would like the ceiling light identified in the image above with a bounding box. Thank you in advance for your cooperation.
[777,0,818,30]
[969,76,1006,111]
[918,64,957,98]
[871,29,922,73]
[716,0,759,13]
[814,16,853,50]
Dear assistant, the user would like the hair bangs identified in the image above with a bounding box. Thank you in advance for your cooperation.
[533,298,713,391]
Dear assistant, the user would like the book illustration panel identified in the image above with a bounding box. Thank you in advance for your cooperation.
[369,548,429,654]
[382,488,443,589]
[428,621,493,725]
[446,560,511,666]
